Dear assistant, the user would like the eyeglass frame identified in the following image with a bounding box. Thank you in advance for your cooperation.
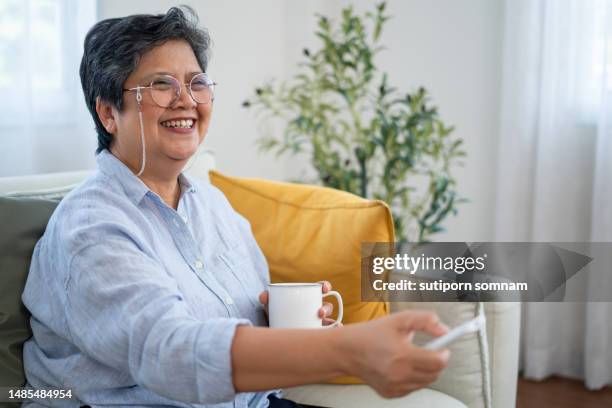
[122,72,217,107]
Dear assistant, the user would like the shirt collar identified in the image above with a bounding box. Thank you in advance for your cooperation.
[178,173,197,195]
[96,150,196,206]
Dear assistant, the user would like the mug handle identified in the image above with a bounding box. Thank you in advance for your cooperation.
[322,290,343,328]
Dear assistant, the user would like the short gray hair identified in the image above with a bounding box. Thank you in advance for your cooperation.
[79,6,211,153]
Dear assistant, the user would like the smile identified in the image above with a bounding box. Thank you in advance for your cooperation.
[160,119,195,128]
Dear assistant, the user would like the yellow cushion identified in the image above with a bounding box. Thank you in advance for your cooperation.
[209,170,395,384]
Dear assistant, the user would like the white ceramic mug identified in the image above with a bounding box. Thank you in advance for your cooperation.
[268,283,344,329]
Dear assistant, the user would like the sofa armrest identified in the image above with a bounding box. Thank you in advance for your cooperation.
[484,302,520,408]
[390,301,520,408]
[391,301,491,408]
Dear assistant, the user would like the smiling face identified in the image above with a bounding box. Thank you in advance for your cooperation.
[105,39,213,177]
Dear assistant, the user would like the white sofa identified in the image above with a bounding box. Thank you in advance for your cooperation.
[0,156,520,408]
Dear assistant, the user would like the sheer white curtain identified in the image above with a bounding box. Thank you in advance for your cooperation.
[0,0,96,177]
[496,0,612,389]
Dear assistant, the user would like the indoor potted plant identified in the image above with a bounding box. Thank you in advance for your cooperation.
[243,2,466,243]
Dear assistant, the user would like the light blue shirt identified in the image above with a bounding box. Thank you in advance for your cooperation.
[21,150,280,407]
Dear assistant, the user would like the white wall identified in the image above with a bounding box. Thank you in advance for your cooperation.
[369,0,504,241]
[97,0,504,240]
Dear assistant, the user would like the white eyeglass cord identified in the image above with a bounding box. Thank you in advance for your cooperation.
[135,88,146,177]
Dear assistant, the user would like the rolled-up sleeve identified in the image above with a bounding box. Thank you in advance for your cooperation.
[64,233,250,404]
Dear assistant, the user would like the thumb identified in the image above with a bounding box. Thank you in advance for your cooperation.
[394,310,448,337]
[259,291,269,306]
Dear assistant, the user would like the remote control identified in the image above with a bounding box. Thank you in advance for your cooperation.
[423,314,485,350]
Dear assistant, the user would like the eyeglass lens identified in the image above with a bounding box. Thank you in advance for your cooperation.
[150,73,214,107]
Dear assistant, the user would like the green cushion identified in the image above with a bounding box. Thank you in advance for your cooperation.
[0,197,58,387]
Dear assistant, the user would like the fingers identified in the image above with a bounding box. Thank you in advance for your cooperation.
[394,310,449,337]
[401,369,442,386]
[372,348,449,399]
[323,317,342,326]
[376,383,421,399]
[258,291,269,306]
[319,302,334,318]
[411,348,451,374]
[317,280,332,293]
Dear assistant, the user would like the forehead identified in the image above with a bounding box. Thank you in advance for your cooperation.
[131,39,202,79]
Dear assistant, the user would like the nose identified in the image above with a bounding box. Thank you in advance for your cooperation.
[171,82,197,109]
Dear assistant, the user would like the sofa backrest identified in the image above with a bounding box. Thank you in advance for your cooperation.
[0,197,59,386]
[0,149,216,196]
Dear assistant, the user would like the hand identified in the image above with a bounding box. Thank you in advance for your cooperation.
[340,310,450,399]
[258,281,340,326]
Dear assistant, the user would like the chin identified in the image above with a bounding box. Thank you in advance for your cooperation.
[167,148,198,162]
[163,139,200,161]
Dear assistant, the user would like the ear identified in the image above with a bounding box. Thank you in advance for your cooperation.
[95,97,117,134]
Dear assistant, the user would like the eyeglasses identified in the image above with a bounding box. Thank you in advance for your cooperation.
[123,73,216,107]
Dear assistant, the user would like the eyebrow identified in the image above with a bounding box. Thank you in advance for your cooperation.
[141,71,204,81]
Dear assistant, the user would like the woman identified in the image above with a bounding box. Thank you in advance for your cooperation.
[21,7,450,408]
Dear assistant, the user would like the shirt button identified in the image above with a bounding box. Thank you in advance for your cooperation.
[173,219,180,227]
[181,215,188,223]
[194,260,204,269]
[225,297,234,305]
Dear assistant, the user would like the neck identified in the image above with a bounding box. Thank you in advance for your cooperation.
[139,172,182,209]
[110,147,185,209]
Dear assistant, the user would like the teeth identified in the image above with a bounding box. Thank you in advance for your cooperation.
[161,119,194,128]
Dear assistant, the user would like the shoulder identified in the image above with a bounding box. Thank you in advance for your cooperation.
[45,171,145,255]
[56,170,136,220]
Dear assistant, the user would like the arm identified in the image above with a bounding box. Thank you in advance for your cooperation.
[231,310,451,399]
[231,326,344,389]
[207,185,450,396]
[67,235,449,401]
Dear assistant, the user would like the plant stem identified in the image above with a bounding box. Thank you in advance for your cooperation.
[358,153,367,198]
